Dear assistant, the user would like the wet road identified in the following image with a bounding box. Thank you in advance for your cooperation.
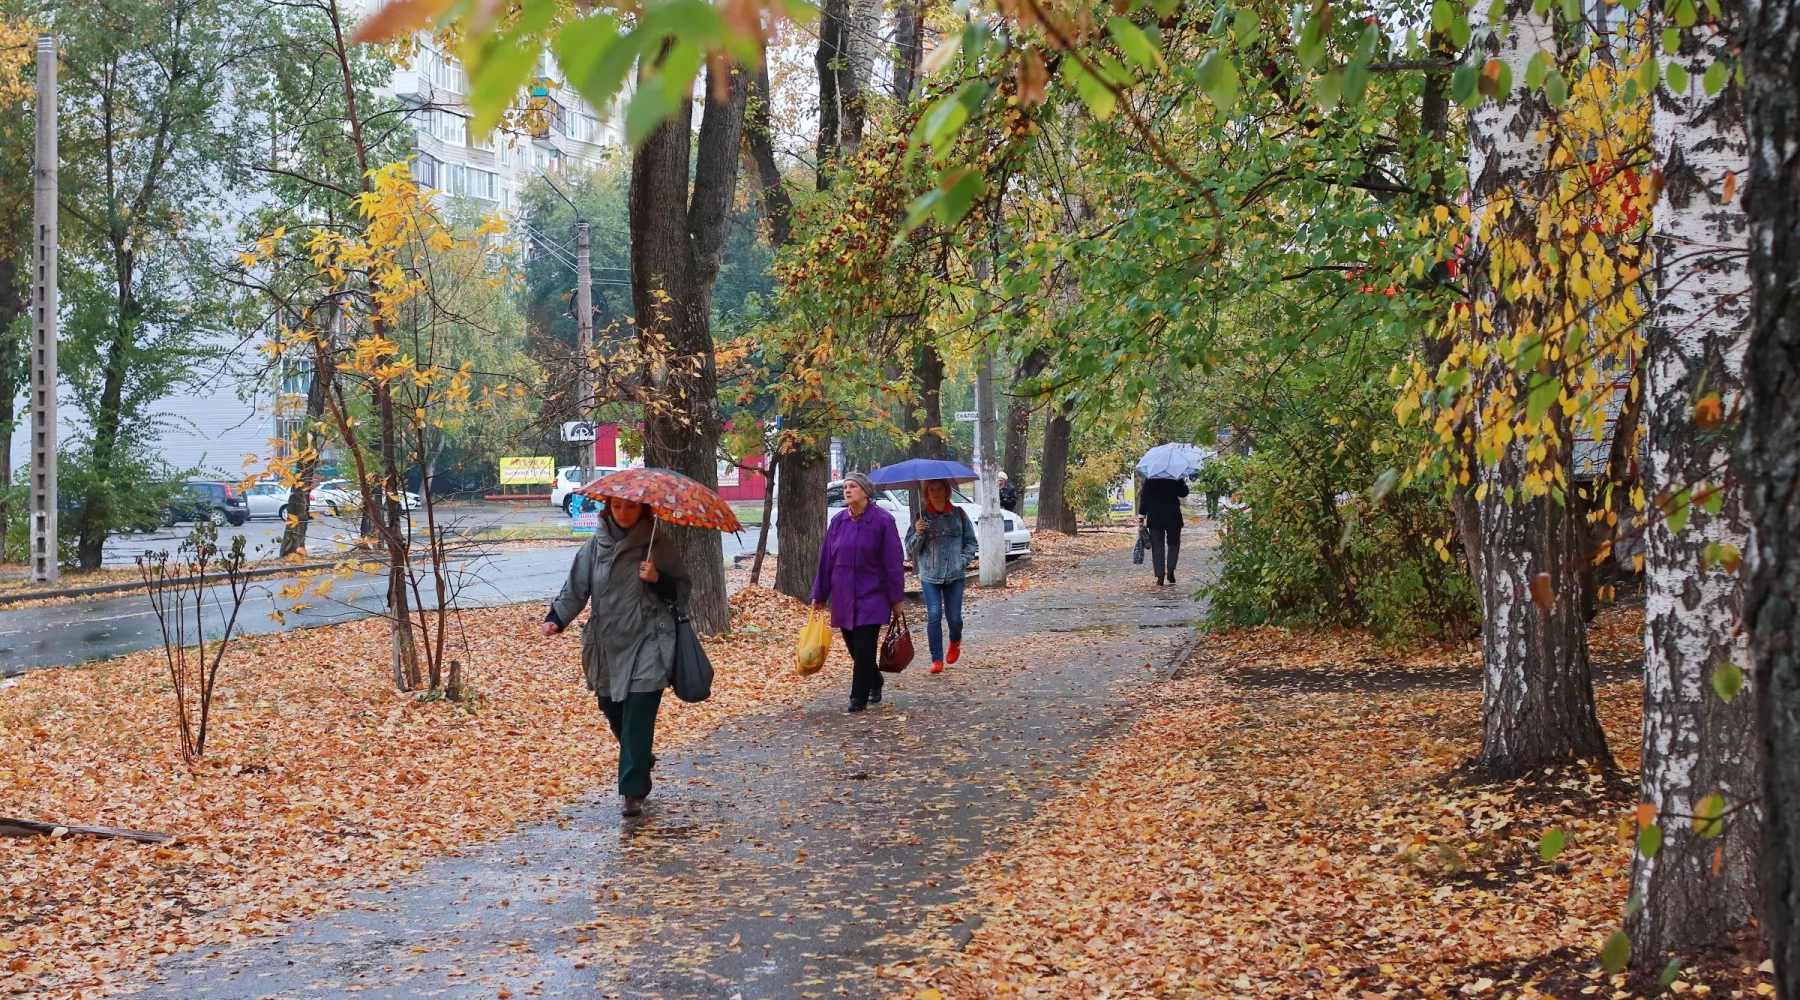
[128,545,1201,1000]
[4,514,774,676]
[0,545,582,677]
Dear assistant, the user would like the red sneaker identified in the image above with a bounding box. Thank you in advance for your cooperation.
[946,641,961,664]
[930,660,945,674]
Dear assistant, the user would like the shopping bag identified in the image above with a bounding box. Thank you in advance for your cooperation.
[795,609,831,675]
[1133,526,1149,565]
[668,602,714,703]
[879,606,915,674]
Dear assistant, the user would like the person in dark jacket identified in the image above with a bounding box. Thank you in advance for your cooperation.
[811,472,906,712]
[541,497,686,816]
[1137,475,1190,586]
[998,473,1020,514]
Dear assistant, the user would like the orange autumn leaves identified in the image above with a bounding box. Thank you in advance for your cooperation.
[0,586,841,998]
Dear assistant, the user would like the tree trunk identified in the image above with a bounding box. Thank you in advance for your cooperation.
[1463,0,1611,777]
[1004,349,1046,489]
[630,57,747,634]
[749,457,776,586]
[813,0,846,190]
[911,341,944,459]
[743,63,792,248]
[838,0,881,152]
[891,0,924,103]
[280,311,336,558]
[773,443,828,602]
[1629,3,1761,964]
[974,350,1006,586]
[1037,399,1077,535]
[1738,0,1800,988]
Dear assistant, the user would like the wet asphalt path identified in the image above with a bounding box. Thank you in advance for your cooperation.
[127,546,1201,1000]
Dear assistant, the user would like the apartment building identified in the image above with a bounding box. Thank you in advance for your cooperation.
[393,42,624,214]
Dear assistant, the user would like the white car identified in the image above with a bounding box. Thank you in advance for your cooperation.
[309,478,421,516]
[824,480,1032,561]
[242,482,293,520]
[551,465,621,515]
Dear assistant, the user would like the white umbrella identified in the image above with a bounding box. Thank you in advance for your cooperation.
[1137,442,1210,480]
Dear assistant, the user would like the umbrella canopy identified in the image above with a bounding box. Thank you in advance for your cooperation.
[1137,442,1211,480]
[577,468,743,531]
[866,458,977,493]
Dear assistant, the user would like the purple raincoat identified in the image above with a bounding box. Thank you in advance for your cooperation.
[810,504,906,629]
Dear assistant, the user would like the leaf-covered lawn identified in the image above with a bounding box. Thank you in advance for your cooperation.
[881,605,1775,999]
[0,586,837,999]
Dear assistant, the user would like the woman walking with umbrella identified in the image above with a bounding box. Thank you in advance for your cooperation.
[811,472,906,712]
[541,469,740,816]
[906,478,978,674]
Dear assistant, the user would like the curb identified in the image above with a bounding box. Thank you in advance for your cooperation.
[0,560,340,608]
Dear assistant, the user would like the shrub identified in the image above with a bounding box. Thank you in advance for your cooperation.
[1201,453,1478,644]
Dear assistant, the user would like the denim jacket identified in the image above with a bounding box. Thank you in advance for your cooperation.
[905,504,979,584]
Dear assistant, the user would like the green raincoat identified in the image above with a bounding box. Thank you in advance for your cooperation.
[549,516,688,702]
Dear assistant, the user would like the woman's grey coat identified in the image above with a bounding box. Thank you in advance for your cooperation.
[549,517,688,703]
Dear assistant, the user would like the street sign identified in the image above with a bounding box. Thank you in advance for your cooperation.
[561,421,599,442]
[954,411,978,422]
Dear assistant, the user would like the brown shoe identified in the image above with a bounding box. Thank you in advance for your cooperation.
[621,795,644,817]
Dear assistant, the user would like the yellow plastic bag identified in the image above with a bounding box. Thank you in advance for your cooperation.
[795,609,831,675]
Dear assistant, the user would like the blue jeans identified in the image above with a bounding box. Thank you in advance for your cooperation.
[920,577,965,663]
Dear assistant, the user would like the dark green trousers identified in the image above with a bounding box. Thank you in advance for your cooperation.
[597,689,662,797]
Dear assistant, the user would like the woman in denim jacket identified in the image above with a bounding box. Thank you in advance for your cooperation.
[905,479,980,674]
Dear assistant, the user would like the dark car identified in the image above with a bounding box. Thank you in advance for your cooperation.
[165,481,249,527]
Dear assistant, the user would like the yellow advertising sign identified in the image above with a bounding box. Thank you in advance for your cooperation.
[499,456,555,485]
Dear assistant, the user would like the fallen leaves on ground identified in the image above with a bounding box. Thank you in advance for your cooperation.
[880,603,1774,1000]
[0,585,839,998]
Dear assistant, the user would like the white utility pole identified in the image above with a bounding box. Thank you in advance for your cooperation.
[575,219,594,485]
[974,350,1006,587]
[30,35,56,586]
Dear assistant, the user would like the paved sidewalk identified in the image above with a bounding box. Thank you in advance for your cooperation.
[129,546,1200,999]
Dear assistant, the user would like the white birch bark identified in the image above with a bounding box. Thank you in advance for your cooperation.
[1629,2,1761,959]
[1466,3,1612,774]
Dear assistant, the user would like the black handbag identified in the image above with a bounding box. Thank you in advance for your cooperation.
[1133,525,1149,565]
[667,603,714,703]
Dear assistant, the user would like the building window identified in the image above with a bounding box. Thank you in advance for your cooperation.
[569,112,600,144]
[414,153,438,187]
[281,358,314,396]
[425,48,467,94]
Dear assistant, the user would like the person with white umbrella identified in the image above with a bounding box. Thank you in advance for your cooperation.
[1136,443,1206,586]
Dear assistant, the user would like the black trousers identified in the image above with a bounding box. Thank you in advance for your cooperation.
[841,624,884,702]
[1149,525,1181,581]
[597,689,662,797]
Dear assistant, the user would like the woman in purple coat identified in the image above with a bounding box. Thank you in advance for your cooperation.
[810,472,906,712]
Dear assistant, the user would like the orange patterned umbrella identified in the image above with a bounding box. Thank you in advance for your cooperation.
[576,468,743,532]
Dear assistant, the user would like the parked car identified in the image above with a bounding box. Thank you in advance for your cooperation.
[823,479,1032,562]
[947,485,1033,558]
[551,465,620,516]
[165,481,249,527]
[243,482,292,520]
[308,478,421,516]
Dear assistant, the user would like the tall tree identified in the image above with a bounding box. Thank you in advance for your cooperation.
[630,57,748,633]
[1003,348,1045,490]
[1628,0,1761,964]
[1739,0,1800,987]
[55,0,253,569]
[1461,0,1611,776]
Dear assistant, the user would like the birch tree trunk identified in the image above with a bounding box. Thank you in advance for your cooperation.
[1464,0,1612,776]
[1628,0,1761,963]
[1738,0,1800,988]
